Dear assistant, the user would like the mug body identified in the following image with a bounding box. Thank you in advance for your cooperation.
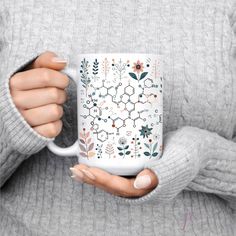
[76,53,163,176]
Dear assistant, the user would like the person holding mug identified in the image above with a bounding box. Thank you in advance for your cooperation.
[0,1,236,236]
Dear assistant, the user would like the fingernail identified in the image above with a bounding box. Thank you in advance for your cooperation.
[81,169,96,180]
[71,174,84,183]
[70,167,84,179]
[52,57,67,63]
[134,175,151,189]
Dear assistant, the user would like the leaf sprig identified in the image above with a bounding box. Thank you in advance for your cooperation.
[79,129,95,159]
[144,141,158,158]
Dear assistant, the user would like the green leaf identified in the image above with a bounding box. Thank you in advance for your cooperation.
[124,145,129,149]
[152,152,158,157]
[119,152,124,156]
[129,72,138,80]
[117,147,123,151]
[140,72,148,80]
[152,142,158,152]
[144,152,151,156]
[144,143,149,149]
[125,151,131,155]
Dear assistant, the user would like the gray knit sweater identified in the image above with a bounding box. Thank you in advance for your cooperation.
[0,0,236,235]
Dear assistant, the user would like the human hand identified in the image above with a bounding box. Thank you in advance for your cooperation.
[70,164,158,198]
[9,51,69,138]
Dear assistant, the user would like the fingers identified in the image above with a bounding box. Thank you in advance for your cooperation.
[33,120,63,138]
[11,87,67,109]
[71,164,121,196]
[8,50,68,139]
[30,51,67,71]
[70,164,159,198]
[10,68,69,90]
[19,104,63,126]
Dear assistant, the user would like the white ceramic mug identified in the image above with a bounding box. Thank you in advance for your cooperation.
[47,53,163,176]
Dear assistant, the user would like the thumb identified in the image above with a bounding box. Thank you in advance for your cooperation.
[30,51,67,71]
[133,168,159,190]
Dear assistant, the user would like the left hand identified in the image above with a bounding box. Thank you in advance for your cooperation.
[70,164,158,198]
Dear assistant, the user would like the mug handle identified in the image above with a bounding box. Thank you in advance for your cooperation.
[47,67,79,157]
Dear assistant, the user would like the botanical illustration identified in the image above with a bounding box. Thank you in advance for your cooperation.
[95,143,103,158]
[139,125,153,138]
[79,128,95,159]
[80,58,91,96]
[117,137,131,157]
[112,58,128,81]
[102,57,110,80]
[129,60,148,82]
[79,55,162,160]
[105,143,115,158]
[144,139,158,158]
[92,58,100,82]
[130,135,141,158]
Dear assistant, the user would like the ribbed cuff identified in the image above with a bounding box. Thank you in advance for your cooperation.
[0,58,54,156]
[112,126,213,205]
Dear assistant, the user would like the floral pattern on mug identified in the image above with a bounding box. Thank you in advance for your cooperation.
[78,54,163,162]
[117,137,131,158]
[143,139,159,158]
[128,60,148,82]
[79,128,95,159]
[139,125,153,138]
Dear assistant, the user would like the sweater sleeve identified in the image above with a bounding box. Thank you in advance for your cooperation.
[0,5,54,187]
[113,126,236,206]
[229,1,236,34]
[113,4,236,207]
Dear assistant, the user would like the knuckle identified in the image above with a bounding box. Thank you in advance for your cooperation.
[51,104,63,118]
[57,119,63,129]
[50,88,60,101]
[41,68,51,83]
[11,92,21,107]
[48,121,61,137]
[62,75,70,87]
[48,123,58,137]
[61,90,67,103]
[9,74,19,90]
[44,50,53,55]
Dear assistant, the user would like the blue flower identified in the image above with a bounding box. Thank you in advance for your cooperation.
[139,125,153,138]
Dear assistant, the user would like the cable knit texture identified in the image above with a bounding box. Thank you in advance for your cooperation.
[0,0,236,235]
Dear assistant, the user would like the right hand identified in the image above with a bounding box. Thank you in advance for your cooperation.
[9,51,69,138]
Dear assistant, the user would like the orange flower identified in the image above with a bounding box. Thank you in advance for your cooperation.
[132,60,144,73]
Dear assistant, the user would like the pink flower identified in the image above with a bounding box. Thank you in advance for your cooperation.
[132,60,144,73]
